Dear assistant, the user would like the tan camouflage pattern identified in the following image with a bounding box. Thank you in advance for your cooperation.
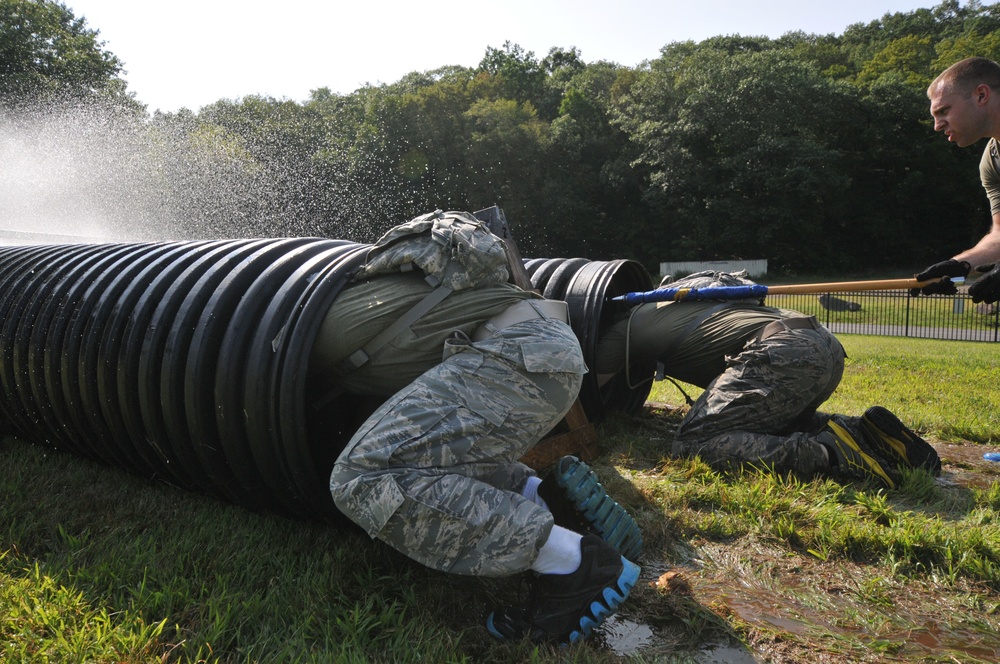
[671,324,845,477]
[355,210,510,291]
[330,317,586,577]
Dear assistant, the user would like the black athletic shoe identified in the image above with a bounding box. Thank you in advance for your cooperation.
[485,534,640,645]
[537,455,643,560]
[861,406,941,476]
[823,419,899,489]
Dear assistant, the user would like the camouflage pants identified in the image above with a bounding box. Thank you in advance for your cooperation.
[329,317,586,577]
[672,322,845,477]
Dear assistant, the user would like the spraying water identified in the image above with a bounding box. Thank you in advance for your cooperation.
[0,99,338,244]
[0,101,157,242]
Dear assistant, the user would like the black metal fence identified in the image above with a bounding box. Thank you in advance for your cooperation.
[764,290,1000,342]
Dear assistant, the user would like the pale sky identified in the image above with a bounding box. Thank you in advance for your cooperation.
[66,0,944,114]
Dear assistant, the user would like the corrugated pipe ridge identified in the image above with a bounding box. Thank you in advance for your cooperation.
[523,257,655,421]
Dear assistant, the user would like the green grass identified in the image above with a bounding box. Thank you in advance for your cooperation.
[3,334,1000,662]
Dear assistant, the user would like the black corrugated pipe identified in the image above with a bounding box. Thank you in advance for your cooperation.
[523,258,655,422]
[0,242,654,523]
[0,239,370,524]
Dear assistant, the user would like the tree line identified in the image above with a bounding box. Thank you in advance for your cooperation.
[4,0,1000,275]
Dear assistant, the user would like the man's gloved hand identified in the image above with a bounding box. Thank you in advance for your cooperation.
[909,259,971,296]
[969,263,1000,304]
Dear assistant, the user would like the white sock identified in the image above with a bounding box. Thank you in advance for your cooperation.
[520,476,550,510]
[531,525,583,575]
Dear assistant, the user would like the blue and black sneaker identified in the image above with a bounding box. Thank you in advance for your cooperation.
[538,455,643,561]
[485,534,640,645]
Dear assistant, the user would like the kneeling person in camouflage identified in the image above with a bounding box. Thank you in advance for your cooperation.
[595,271,940,488]
[313,211,641,645]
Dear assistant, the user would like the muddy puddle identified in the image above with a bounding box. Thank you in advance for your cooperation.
[600,613,761,661]
[598,615,654,656]
[936,441,1000,489]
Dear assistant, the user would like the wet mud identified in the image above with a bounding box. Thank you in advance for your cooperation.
[936,441,1000,489]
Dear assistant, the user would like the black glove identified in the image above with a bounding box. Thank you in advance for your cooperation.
[969,263,1000,304]
[910,259,970,296]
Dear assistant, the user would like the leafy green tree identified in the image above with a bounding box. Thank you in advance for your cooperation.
[462,98,548,224]
[855,34,937,87]
[932,29,1000,71]
[389,71,479,212]
[778,32,856,81]
[829,74,972,267]
[542,46,586,82]
[143,110,273,239]
[192,96,332,235]
[475,42,550,114]
[304,85,417,239]
[618,49,856,271]
[0,0,124,104]
[531,61,646,259]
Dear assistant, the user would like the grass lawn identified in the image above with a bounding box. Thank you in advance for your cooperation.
[2,334,1000,662]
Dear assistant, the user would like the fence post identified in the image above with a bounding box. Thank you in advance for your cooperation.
[995,303,1000,343]
[905,291,912,338]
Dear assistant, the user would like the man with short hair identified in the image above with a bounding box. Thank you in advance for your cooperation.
[915,57,1000,303]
